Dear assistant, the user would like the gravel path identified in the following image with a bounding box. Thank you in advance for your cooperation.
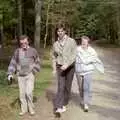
[21,45,120,120]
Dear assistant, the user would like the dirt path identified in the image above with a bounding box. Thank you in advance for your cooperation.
[21,45,120,120]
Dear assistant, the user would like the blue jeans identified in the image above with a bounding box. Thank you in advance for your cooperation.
[76,73,92,104]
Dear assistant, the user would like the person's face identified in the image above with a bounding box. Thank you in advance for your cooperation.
[81,38,89,48]
[57,28,66,39]
[20,38,29,49]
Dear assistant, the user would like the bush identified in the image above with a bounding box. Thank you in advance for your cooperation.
[0,70,8,86]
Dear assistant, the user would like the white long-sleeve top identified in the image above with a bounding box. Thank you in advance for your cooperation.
[75,45,104,75]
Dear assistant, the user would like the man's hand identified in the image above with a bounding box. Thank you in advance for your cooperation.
[61,64,68,71]
[8,75,13,85]
[8,75,13,81]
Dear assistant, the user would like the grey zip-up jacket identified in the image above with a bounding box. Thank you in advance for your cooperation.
[52,35,77,70]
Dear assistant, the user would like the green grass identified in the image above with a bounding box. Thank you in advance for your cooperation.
[0,48,52,120]
[34,60,52,96]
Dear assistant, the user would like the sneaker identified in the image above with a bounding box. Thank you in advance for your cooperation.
[55,108,62,113]
[62,106,67,112]
[19,111,26,116]
[30,111,35,115]
[84,104,89,112]
[55,107,66,113]
[29,109,35,115]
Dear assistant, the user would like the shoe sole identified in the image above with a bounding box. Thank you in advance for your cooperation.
[55,112,61,118]
[84,109,88,112]
[19,113,26,116]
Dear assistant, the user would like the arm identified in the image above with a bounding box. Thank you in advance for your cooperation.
[51,43,57,72]
[32,49,40,74]
[7,49,18,75]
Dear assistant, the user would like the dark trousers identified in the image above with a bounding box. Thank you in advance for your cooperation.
[54,64,75,109]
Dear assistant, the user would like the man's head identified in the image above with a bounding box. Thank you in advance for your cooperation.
[56,25,66,39]
[19,35,29,49]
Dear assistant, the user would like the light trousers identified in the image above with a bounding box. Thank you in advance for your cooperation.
[18,72,35,113]
[76,73,92,105]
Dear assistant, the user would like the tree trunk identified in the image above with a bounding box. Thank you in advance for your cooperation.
[34,0,42,50]
[52,25,55,44]
[116,15,120,45]
[43,0,54,48]
[71,27,74,38]
[115,1,120,45]
[0,24,3,45]
[0,9,4,46]
[43,0,50,48]
[18,0,22,36]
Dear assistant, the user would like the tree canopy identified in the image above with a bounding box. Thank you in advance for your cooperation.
[0,0,120,47]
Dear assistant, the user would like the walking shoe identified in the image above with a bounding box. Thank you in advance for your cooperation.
[19,111,26,116]
[55,107,66,113]
[84,104,89,112]
[55,108,63,113]
[30,111,35,115]
[62,106,67,112]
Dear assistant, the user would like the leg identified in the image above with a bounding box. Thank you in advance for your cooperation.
[26,73,35,114]
[54,66,66,109]
[83,73,92,105]
[76,73,84,104]
[18,76,28,114]
[64,65,75,106]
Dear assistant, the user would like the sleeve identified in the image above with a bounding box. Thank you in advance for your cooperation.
[63,39,77,67]
[7,49,18,75]
[32,49,41,74]
[90,47,98,57]
[51,43,57,71]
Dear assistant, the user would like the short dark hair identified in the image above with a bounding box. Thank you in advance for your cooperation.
[18,35,30,47]
[54,24,66,41]
[19,35,29,41]
[56,24,66,32]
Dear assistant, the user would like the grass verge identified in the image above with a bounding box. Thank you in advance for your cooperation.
[0,48,52,120]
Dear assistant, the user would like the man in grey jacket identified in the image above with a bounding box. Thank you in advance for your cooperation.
[8,35,40,116]
[52,25,76,114]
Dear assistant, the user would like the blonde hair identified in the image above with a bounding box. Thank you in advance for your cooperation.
[81,36,90,42]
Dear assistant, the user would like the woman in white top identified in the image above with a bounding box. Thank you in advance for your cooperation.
[75,36,104,112]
